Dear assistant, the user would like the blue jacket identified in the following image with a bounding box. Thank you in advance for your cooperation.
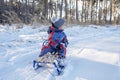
[48,26,68,49]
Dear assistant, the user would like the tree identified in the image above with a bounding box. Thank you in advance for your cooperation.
[90,0,93,23]
[44,0,48,19]
[65,0,68,19]
[60,0,63,17]
[0,0,5,23]
[76,0,78,21]
[110,0,113,24]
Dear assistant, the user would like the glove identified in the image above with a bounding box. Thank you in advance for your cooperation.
[56,44,61,50]
[47,26,54,34]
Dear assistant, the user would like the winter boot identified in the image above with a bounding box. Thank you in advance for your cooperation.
[57,58,65,69]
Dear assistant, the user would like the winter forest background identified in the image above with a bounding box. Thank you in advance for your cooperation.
[0,0,120,25]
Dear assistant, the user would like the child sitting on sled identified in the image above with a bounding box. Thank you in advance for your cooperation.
[37,17,68,69]
[39,17,68,59]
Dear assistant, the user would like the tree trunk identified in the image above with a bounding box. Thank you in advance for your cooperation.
[44,0,48,19]
[86,1,89,23]
[70,0,72,18]
[60,0,63,18]
[81,0,84,22]
[98,0,100,24]
[104,0,107,23]
[0,0,5,23]
[65,0,68,19]
[95,0,98,24]
[55,0,58,17]
[85,0,87,23]
[32,0,35,15]
[49,0,53,17]
[110,0,112,24]
[76,0,78,21]
[90,0,93,24]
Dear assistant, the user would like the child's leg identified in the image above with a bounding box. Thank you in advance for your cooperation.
[59,44,66,58]
[39,45,51,57]
[56,44,66,69]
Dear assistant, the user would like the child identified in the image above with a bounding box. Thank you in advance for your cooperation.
[39,17,68,60]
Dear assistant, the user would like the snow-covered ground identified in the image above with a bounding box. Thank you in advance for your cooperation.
[0,24,120,80]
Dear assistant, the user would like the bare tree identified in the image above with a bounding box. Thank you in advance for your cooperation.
[76,0,79,21]
[45,0,49,19]
[110,0,113,24]
[60,0,63,17]
[65,0,68,19]
[90,0,93,23]
[81,0,84,22]
[104,0,108,23]
[0,0,5,23]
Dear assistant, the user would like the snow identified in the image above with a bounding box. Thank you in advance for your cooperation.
[0,24,120,80]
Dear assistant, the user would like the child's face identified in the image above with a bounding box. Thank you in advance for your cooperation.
[59,26,64,30]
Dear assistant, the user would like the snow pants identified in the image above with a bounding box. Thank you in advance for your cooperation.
[39,44,66,58]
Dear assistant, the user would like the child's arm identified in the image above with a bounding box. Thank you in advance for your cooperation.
[47,26,54,34]
[62,36,69,47]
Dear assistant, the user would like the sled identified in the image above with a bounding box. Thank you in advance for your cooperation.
[33,52,65,75]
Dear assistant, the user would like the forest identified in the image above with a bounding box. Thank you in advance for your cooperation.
[0,0,120,25]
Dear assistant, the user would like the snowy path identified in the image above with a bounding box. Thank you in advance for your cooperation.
[0,25,120,80]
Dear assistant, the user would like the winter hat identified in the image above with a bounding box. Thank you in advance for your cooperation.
[51,17,64,29]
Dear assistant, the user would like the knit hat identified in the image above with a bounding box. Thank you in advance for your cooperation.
[51,17,64,29]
